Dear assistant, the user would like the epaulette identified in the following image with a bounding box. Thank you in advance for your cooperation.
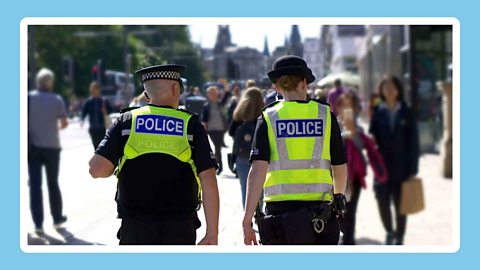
[178,107,199,117]
[309,98,331,107]
[262,100,281,111]
[120,106,140,113]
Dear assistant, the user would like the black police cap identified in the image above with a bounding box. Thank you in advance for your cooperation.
[135,64,186,93]
[267,55,315,84]
[135,64,186,83]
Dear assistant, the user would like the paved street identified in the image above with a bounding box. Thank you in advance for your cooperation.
[26,119,454,246]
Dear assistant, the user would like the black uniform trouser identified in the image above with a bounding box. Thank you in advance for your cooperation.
[374,181,407,240]
[117,214,200,245]
[28,146,63,228]
[263,203,340,245]
[88,128,106,150]
[207,130,224,171]
[339,180,362,244]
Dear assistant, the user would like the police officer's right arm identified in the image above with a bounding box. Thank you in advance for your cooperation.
[89,155,115,178]
[89,116,123,178]
[190,118,220,245]
[243,160,268,245]
[243,115,270,245]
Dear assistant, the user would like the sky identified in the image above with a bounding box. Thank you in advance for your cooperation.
[188,24,322,51]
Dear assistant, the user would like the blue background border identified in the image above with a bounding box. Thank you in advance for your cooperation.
[2,0,471,269]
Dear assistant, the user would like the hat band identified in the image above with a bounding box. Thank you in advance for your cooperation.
[142,71,181,82]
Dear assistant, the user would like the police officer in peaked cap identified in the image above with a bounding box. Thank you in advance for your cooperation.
[242,56,348,245]
[89,64,220,245]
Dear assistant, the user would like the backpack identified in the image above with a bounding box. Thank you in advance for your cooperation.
[233,121,256,158]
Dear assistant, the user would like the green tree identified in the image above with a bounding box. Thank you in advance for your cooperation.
[32,25,205,98]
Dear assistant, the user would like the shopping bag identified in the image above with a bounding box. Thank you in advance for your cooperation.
[400,177,425,215]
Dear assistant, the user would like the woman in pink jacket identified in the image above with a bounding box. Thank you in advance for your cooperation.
[337,91,388,245]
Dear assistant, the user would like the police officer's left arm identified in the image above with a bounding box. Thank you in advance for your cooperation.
[332,164,347,195]
[243,160,269,245]
[330,112,348,195]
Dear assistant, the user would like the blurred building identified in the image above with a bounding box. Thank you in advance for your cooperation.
[289,25,304,57]
[303,38,323,84]
[203,25,266,81]
[202,25,313,82]
[269,37,290,69]
[357,25,452,153]
[320,25,366,74]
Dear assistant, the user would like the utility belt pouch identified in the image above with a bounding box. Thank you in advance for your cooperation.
[310,203,333,234]
[257,214,286,245]
[280,207,317,244]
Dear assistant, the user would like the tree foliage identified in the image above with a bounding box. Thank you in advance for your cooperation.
[31,25,206,98]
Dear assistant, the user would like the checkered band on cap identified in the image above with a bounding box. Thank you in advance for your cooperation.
[141,70,181,82]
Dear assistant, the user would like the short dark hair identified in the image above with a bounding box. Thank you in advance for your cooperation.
[337,90,361,114]
[377,75,404,102]
[334,79,342,87]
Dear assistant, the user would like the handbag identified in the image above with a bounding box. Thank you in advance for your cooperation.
[400,176,425,215]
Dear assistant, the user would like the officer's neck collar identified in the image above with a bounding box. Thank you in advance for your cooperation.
[147,104,175,109]
[284,99,309,103]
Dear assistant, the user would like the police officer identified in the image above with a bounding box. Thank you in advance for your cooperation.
[88,64,220,245]
[242,56,348,245]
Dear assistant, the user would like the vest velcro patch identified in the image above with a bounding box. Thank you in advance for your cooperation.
[275,119,323,138]
[135,114,184,136]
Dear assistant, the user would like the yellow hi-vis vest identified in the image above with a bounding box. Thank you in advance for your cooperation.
[263,100,333,202]
[117,105,201,198]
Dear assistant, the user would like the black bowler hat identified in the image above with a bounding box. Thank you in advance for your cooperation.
[135,64,186,92]
[267,55,315,84]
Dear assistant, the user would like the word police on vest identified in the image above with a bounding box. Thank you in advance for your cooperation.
[276,119,323,138]
[135,115,184,136]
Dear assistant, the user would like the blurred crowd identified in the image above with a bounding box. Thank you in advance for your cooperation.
[28,65,420,245]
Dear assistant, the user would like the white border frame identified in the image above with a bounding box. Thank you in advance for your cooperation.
[19,17,461,253]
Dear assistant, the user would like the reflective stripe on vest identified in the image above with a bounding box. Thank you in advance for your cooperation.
[263,100,333,202]
[116,105,201,197]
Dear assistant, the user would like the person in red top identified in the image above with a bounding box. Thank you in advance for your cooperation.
[337,91,387,245]
[326,79,345,116]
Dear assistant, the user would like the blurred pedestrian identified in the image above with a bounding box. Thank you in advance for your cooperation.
[337,91,388,245]
[226,83,241,124]
[243,55,348,245]
[369,75,420,245]
[80,81,113,150]
[28,68,68,234]
[185,92,208,115]
[245,79,256,89]
[88,64,220,245]
[263,88,283,106]
[193,86,202,96]
[314,88,327,103]
[129,93,149,107]
[327,79,345,116]
[201,85,230,175]
[368,92,382,119]
[228,87,264,207]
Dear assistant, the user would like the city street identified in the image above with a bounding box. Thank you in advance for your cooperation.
[26,118,453,246]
